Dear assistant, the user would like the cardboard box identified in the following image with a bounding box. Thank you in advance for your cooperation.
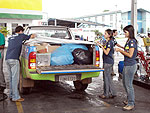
[48,46,60,53]
[36,45,46,51]
[37,48,48,53]
[35,43,60,53]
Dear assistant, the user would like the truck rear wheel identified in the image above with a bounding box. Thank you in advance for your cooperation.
[73,81,88,91]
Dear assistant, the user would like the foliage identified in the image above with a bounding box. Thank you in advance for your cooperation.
[103,10,109,12]
[94,30,103,37]
[0,26,10,37]
[121,24,123,30]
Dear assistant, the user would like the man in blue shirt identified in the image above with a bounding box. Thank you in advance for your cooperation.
[5,26,35,102]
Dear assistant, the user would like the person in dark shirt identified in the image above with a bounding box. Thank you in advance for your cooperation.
[5,26,35,102]
[115,25,137,111]
[111,30,124,76]
[112,30,124,48]
[96,29,116,99]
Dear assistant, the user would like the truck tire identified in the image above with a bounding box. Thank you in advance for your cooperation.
[73,81,88,91]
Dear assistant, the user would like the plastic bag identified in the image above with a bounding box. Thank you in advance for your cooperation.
[61,44,88,52]
[51,44,88,66]
[99,35,107,46]
[51,46,74,66]
[72,48,92,65]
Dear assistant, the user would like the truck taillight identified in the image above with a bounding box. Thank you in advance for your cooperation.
[28,52,36,69]
[95,51,100,67]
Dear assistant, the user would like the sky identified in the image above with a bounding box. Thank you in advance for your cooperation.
[42,0,150,19]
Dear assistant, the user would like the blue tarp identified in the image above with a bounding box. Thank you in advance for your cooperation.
[51,44,88,66]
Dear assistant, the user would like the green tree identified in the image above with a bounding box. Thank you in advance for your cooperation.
[103,10,109,12]
[0,26,10,37]
[94,30,103,40]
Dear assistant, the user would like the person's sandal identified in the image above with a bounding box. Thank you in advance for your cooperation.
[99,95,107,99]
[12,98,24,102]
[122,105,135,111]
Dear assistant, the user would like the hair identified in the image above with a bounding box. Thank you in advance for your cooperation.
[15,26,24,33]
[105,29,113,39]
[113,29,117,33]
[123,25,137,42]
[148,33,150,36]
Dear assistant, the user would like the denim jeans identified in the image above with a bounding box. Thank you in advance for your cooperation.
[6,59,21,101]
[122,64,137,106]
[103,63,116,97]
[0,49,6,88]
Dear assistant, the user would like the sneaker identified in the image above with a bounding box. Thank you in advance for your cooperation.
[122,105,134,111]
[12,98,24,102]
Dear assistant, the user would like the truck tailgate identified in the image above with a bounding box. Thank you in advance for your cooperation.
[36,65,104,74]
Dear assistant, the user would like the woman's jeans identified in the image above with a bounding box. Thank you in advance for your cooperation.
[103,63,116,97]
[6,59,20,101]
[122,64,137,106]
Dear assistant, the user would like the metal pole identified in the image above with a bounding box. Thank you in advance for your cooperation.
[75,23,77,28]
[131,0,137,36]
[54,19,57,26]
[115,5,117,29]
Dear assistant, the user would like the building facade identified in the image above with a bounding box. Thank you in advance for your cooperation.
[0,0,43,36]
[75,8,150,34]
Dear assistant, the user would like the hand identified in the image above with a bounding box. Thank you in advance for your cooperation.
[115,48,120,52]
[30,34,36,39]
[95,41,103,47]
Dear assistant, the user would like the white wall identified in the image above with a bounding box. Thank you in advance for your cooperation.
[0,19,32,47]
[0,19,32,36]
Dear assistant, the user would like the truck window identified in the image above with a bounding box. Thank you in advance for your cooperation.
[28,29,71,39]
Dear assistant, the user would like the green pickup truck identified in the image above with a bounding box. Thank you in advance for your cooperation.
[19,26,104,94]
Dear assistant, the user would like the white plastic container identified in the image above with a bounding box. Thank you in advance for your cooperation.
[36,53,51,66]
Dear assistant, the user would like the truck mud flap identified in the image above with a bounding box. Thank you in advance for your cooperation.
[36,65,104,74]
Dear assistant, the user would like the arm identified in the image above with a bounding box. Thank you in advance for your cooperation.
[96,42,110,55]
[22,34,36,40]
[101,45,110,55]
[115,48,134,58]
[116,43,124,49]
[30,34,36,39]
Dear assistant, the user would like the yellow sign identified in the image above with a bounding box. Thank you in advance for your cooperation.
[0,0,42,11]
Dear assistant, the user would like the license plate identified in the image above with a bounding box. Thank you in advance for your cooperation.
[58,75,77,81]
